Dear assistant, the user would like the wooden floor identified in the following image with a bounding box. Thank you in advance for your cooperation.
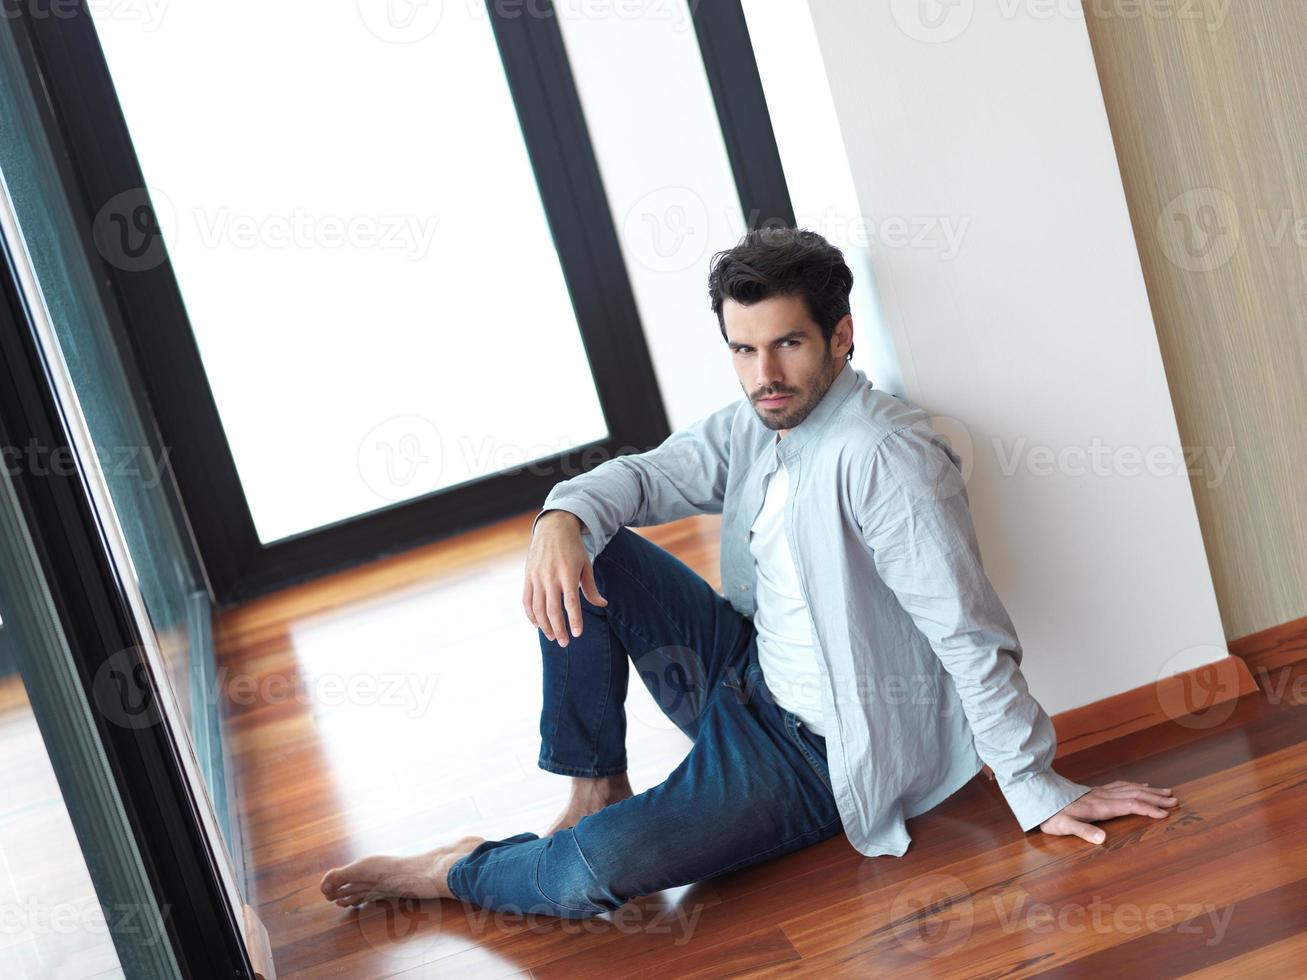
[216,511,1307,979]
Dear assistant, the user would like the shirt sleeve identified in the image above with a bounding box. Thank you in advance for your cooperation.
[852,419,1093,832]
[531,400,737,565]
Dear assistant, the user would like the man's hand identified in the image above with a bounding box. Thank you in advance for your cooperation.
[523,510,607,648]
[1039,780,1178,844]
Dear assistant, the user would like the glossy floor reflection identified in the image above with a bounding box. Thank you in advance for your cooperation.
[219,511,1307,979]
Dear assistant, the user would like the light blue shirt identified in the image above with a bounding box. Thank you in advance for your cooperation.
[533,361,1092,856]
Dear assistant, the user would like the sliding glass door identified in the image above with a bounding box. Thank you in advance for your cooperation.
[0,178,252,977]
[15,1,671,603]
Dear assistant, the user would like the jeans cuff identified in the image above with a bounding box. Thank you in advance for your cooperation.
[537,753,627,778]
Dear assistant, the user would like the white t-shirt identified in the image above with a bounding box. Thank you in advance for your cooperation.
[748,443,827,735]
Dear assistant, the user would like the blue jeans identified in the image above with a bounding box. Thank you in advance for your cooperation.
[445,526,843,918]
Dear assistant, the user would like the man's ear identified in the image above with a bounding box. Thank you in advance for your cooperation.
[832,314,854,360]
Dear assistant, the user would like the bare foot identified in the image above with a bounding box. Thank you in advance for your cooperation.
[319,834,485,909]
[546,774,633,835]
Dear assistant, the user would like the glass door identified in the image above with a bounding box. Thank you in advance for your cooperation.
[0,181,253,976]
[14,1,672,603]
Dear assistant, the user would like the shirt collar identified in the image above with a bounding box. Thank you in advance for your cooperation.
[772,359,862,461]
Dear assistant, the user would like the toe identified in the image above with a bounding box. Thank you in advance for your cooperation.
[321,868,350,895]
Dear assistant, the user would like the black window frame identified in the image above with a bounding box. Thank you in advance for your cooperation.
[12,0,791,606]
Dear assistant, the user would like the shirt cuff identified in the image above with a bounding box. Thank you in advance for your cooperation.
[1002,768,1095,833]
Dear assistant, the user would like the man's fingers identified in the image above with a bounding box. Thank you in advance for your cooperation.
[580,562,607,608]
[563,587,583,639]
[532,589,554,642]
[545,588,569,647]
[1067,819,1106,844]
[523,579,538,628]
[1131,800,1171,818]
[1101,789,1177,806]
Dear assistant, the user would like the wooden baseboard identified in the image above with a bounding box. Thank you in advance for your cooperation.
[1048,654,1258,761]
[1228,613,1307,675]
[1034,613,1307,762]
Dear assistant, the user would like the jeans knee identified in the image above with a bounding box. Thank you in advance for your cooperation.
[535,830,624,918]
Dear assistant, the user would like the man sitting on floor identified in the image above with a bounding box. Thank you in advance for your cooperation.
[321,227,1176,916]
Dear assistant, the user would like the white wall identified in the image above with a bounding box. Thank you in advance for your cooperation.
[800,0,1229,713]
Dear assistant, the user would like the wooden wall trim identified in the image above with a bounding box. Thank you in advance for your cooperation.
[1048,655,1257,761]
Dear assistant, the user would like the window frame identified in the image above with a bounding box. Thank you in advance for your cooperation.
[12,0,791,605]
[13,1,672,604]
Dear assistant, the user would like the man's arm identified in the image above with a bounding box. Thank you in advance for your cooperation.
[851,419,1093,832]
[531,400,737,564]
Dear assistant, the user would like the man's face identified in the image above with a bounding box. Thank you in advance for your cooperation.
[723,294,852,435]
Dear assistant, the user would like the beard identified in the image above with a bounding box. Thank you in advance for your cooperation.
[750,358,838,431]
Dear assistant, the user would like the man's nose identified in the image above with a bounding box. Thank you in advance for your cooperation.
[754,349,783,390]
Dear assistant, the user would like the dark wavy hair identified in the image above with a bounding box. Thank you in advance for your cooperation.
[707,226,854,362]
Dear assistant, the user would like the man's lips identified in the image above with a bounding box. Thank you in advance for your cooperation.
[757,393,793,408]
